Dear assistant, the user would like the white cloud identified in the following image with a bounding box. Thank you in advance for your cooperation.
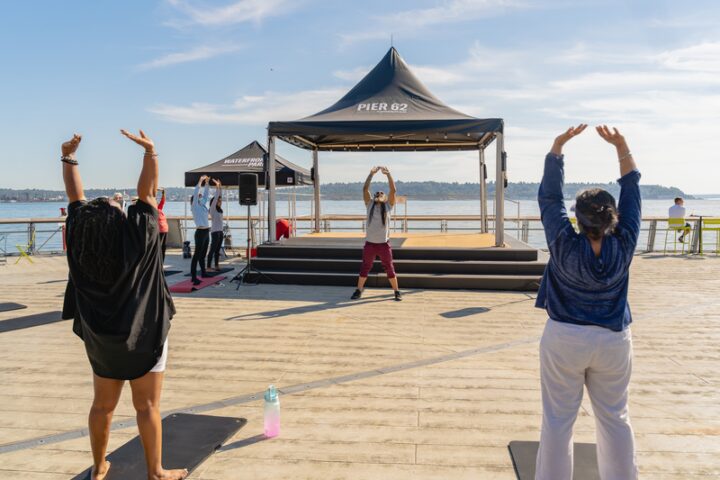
[339,0,533,46]
[657,42,720,73]
[136,44,242,70]
[166,0,296,27]
[149,88,345,124]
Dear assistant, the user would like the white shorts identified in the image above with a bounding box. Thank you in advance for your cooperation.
[149,340,169,373]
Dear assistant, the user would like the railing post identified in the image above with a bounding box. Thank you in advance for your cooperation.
[521,219,530,243]
[28,223,36,255]
[646,219,657,252]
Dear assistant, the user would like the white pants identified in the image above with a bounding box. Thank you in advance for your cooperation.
[536,319,638,480]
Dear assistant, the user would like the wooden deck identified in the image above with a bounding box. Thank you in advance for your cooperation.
[0,252,718,479]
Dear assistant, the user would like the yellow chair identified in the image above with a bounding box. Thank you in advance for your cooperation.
[15,230,35,264]
[700,218,720,255]
[663,218,689,255]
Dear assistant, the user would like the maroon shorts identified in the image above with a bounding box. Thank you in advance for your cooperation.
[359,241,396,278]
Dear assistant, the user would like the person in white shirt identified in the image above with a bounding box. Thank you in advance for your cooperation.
[351,166,401,301]
[668,197,691,243]
[190,175,210,284]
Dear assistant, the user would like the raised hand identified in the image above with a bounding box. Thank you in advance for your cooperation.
[596,125,627,149]
[371,166,380,174]
[380,166,390,175]
[62,134,82,157]
[550,124,587,155]
[120,129,155,152]
[212,178,221,187]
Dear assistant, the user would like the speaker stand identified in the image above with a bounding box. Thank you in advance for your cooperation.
[230,204,271,288]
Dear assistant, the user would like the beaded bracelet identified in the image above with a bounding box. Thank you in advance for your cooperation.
[61,156,78,165]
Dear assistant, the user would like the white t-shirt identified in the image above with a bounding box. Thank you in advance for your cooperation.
[365,202,392,243]
[668,204,686,220]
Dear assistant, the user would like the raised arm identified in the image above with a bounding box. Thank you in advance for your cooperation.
[158,189,166,210]
[120,129,157,208]
[597,125,641,246]
[61,134,85,203]
[201,178,210,207]
[192,176,206,207]
[363,167,379,205]
[539,124,587,247]
[210,179,221,208]
[381,166,397,207]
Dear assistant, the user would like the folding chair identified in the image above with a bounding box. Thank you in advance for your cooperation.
[700,218,720,255]
[15,230,36,264]
[663,218,689,255]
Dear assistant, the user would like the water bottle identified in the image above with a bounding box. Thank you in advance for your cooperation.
[263,385,280,438]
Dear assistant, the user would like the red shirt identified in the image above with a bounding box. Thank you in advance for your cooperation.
[157,196,169,233]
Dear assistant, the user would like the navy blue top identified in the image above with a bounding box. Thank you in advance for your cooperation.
[535,153,642,331]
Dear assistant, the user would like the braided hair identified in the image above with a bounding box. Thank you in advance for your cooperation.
[368,200,388,226]
[574,188,619,240]
[69,198,126,285]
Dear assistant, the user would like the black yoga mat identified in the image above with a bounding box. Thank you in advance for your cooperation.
[184,266,234,277]
[72,413,246,480]
[508,441,600,480]
[0,311,65,333]
[0,302,27,313]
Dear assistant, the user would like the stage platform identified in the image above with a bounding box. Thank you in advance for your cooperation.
[250,233,547,291]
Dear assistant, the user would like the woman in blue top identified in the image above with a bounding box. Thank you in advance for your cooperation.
[535,124,640,480]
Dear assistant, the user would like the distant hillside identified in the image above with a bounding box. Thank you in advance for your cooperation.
[297,181,692,201]
[0,181,693,202]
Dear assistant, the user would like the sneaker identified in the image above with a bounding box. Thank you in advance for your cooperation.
[394,290,403,301]
[192,278,202,286]
[678,235,685,243]
[351,289,363,300]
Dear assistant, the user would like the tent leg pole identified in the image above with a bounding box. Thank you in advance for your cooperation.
[313,149,320,233]
[479,148,487,234]
[268,136,277,243]
[495,133,505,247]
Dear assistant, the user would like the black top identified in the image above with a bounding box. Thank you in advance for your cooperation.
[62,199,175,380]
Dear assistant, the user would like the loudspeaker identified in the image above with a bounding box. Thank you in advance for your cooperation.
[239,173,258,206]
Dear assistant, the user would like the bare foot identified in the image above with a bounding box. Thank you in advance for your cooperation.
[91,460,111,480]
[150,468,189,480]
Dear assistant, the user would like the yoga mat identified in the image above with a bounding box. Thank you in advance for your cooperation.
[184,266,234,277]
[0,302,27,313]
[163,270,182,277]
[0,311,65,334]
[72,413,246,480]
[508,441,600,480]
[169,276,226,293]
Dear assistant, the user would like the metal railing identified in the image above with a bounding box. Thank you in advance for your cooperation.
[1,215,718,259]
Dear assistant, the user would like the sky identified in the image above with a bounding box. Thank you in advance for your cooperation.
[1,0,719,194]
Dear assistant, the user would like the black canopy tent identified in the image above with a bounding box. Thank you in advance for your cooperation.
[184,140,312,188]
[267,47,507,245]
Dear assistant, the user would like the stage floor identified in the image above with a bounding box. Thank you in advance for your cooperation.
[284,232,500,249]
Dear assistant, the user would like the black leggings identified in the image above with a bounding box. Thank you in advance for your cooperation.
[207,231,223,269]
[191,228,210,280]
[159,232,167,261]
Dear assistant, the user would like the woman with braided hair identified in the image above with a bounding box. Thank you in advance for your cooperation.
[534,124,641,480]
[61,131,187,480]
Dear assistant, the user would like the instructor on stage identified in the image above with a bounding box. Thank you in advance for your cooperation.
[351,166,402,301]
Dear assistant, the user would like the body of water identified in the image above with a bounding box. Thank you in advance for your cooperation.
[2,197,719,254]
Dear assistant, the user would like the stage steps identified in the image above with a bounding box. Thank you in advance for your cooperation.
[248,240,547,291]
